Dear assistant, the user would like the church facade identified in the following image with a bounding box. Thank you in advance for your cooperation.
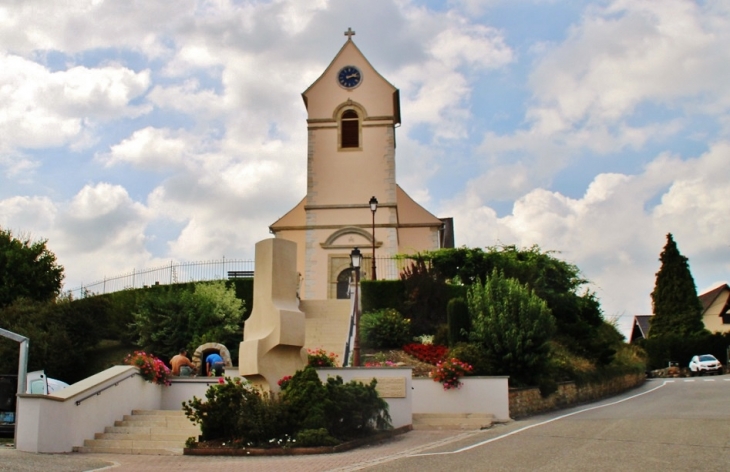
[270,30,452,300]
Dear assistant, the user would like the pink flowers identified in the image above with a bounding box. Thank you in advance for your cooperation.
[124,351,171,386]
[430,358,473,390]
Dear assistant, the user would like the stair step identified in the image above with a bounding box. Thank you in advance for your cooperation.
[73,445,183,455]
[94,432,195,441]
[116,416,193,427]
[104,426,198,435]
[77,409,200,455]
[412,413,493,430]
[131,409,186,416]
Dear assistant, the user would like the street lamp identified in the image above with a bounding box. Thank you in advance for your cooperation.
[369,196,378,280]
[350,247,363,367]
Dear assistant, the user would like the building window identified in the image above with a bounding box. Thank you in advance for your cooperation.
[340,109,360,149]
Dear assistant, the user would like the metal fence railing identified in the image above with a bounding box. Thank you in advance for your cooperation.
[64,258,255,299]
[64,256,421,299]
[362,256,417,281]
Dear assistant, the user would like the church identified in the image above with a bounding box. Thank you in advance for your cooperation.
[270,29,453,300]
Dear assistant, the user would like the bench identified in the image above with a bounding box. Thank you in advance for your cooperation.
[227,270,254,279]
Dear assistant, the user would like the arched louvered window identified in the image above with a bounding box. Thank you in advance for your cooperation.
[340,109,360,149]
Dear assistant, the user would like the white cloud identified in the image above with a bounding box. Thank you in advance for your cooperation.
[0,195,57,235]
[99,127,200,171]
[468,0,730,198]
[0,53,151,152]
[0,0,191,57]
[530,0,730,135]
[444,140,730,322]
[395,20,513,140]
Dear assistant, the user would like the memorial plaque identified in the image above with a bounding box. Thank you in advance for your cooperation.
[353,377,406,398]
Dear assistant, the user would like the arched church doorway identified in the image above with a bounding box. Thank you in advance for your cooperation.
[336,268,352,299]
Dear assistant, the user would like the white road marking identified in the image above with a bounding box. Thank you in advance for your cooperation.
[414,380,672,457]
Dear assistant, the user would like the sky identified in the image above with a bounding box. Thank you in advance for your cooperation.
[1,0,729,339]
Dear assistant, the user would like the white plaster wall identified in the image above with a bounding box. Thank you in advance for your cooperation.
[316,367,412,429]
[412,377,510,422]
[16,366,160,453]
[159,371,242,411]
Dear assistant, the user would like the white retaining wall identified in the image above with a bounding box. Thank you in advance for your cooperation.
[16,366,510,453]
[412,376,510,421]
[316,367,413,429]
[16,366,159,453]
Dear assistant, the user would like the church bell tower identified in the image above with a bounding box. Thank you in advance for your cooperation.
[271,29,446,300]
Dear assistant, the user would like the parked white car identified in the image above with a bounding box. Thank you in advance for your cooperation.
[689,354,723,376]
[26,371,69,394]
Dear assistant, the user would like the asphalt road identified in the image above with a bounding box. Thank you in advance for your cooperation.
[363,376,730,472]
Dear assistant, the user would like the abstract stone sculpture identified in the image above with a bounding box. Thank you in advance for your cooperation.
[239,238,307,391]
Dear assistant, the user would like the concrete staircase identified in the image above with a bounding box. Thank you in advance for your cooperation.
[302,299,351,363]
[412,413,494,430]
[74,410,199,455]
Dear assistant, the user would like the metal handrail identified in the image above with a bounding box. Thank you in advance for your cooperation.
[75,373,138,406]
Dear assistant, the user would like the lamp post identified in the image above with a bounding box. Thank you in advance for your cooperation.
[350,247,363,367]
[369,196,378,280]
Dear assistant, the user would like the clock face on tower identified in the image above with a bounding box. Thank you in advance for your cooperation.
[337,65,362,89]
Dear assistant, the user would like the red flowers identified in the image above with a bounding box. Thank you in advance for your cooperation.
[277,375,293,389]
[307,348,338,367]
[430,358,473,390]
[403,343,448,365]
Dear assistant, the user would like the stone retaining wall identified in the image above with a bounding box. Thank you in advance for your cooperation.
[508,373,645,419]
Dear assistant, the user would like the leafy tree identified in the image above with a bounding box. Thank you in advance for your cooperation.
[0,297,104,383]
[186,281,245,350]
[467,269,556,385]
[399,258,449,335]
[131,281,245,360]
[130,287,191,359]
[649,233,705,338]
[421,246,612,364]
[0,228,64,308]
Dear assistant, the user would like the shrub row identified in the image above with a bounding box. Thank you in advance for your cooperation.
[183,367,392,447]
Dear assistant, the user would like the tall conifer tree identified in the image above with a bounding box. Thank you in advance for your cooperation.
[649,233,704,337]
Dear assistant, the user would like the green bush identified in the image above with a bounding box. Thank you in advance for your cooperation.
[361,280,405,313]
[467,269,556,385]
[360,308,411,348]
[447,297,470,346]
[182,377,288,442]
[280,366,330,431]
[295,428,339,447]
[447,343,495,376]
[183,367,392,447]
[432,323,449,347]
[323,376,391,439]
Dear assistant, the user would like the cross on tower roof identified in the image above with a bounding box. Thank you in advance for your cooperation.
[344,27,355,40]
